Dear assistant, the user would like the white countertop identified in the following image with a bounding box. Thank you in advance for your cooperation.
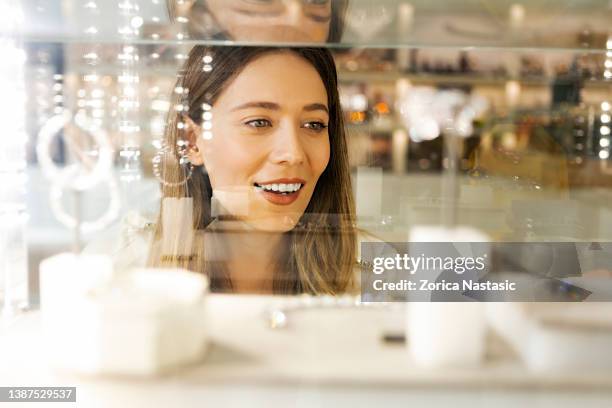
[1,295,612,408]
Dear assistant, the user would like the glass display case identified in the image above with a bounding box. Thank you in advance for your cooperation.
[5,0,610,300]
[1,0,612,405]
[3,0,612,299]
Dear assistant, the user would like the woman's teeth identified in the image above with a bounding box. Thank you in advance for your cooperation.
[254,183,303,194]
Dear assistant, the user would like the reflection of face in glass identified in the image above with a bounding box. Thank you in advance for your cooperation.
[191,52,331,231]
[206,0,331,42]
[168,0,347,42]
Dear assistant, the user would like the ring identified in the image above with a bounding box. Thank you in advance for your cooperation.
[49,175,121,234]
[37,111,114,191]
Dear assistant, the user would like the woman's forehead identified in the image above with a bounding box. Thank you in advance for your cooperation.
[213,52,328,111]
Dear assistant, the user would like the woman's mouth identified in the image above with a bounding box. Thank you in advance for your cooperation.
[254,180,305,205]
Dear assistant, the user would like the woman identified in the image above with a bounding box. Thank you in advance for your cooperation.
[166,0,349,43]
[149,46,357,295]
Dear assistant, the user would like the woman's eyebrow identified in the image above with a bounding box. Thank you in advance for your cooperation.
[230,102,328,113]
[305,12,331,23]
[303,103,328,114]
[231,101,280,111]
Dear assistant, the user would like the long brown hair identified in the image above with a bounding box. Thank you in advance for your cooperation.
[149,46,356,294]
[166,0,349,43]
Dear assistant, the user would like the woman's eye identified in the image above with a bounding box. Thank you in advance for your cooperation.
[243,0,276,4]
[303,121,328,132]
[304,0,330,5]
[245,119,272,129]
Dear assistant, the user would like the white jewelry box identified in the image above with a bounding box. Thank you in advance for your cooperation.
[39,253,209,376]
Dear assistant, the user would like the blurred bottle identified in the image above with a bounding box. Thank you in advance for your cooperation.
[343,84,369,125]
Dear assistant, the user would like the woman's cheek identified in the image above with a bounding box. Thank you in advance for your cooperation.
[311,135,331,177]
[306,21,330,43]
[201,137,259,189]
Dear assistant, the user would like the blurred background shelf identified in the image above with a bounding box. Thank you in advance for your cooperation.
[339,71,612,87]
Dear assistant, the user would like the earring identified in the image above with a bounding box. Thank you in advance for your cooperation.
[186,143,201,164]
[152,138,194,187]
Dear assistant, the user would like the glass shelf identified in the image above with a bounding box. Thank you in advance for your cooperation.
[17,38,612,55]
[11,0,612,51]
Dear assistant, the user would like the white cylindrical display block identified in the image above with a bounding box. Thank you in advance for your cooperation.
[408,302,486,367]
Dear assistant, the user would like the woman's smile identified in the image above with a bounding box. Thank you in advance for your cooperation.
[253,178,306,205]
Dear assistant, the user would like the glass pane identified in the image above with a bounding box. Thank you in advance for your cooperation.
[14,0,612,51]
[3,0,609,298]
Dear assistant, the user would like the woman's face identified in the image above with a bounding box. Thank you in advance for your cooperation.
[204,0,332,42]
[195,52,331,232]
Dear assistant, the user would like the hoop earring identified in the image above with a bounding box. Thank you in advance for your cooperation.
[152,139,194,187]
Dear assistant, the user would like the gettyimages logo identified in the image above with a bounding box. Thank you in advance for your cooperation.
[371,253,487,275]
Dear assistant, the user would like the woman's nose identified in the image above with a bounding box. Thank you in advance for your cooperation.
[280,0,304,27]
[269,121,306,166]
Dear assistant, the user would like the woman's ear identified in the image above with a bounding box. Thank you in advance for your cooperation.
[182,114,205,166]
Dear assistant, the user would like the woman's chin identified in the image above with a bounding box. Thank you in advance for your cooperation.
[246,215,300,233]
